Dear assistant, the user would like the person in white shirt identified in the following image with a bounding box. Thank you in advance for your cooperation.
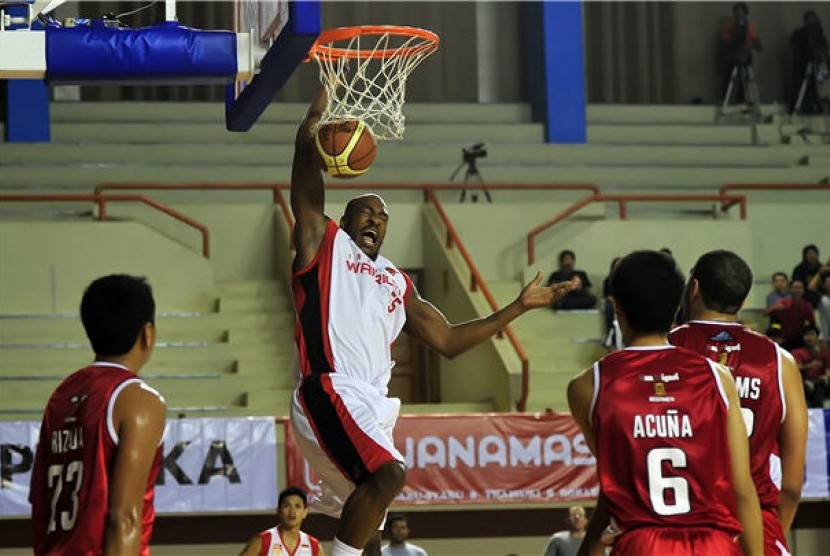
[542,506,587,556]
[381,515,428,556]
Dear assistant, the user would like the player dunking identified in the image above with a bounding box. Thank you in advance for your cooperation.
[29,275,166,555]
[288,89,577,556]
[670,250,807,555]
[568,251,763,556]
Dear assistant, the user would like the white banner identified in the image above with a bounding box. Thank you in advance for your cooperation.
[0,417,278,517]
[802,408,829,499]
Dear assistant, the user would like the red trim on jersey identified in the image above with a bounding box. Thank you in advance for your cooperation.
[401,270,414,306]
[297,379,354,481]
[319,374,398,474]
[258,529,271,556]
[293,219,338,377]
[316,224,336,373]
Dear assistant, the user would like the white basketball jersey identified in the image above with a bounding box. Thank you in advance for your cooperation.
[258,527,320,556]
[293,219,411,394]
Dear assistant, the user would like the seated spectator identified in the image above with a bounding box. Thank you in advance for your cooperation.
[767,279,816,351]
[766,271,790,308]
[765,323,785,346]
[601,257,622,351]
[819,273,830,353]
[792,244,824,308]
[792,325,830,408]
[547,250,597,310]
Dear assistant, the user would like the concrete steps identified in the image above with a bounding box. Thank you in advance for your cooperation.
[0,278,300,418]
[0,316,227,344]
[4,102,828,193]
[49,102,534,125]
[4,163,826,192]
[5,142,823,168]
[482,280,605,412]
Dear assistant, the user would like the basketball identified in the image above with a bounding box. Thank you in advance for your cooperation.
[314,120,377,178]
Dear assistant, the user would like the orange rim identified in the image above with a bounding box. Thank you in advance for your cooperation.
[310,25,439,61]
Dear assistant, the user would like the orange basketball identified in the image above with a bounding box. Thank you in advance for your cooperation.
[314,120,377,178]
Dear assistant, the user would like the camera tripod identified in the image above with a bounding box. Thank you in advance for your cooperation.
[792,60,830,116]
[718,63,761,121]
[451,157,491,203]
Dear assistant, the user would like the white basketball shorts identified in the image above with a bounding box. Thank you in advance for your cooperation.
[291,372,403,517]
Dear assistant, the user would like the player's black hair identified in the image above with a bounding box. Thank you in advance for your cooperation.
[386,513,407,529]
[80,274,155,357]
[802,244,819,260]
[611,250,684,333]
[690,250,753,315]
[558,250,576,263]
[802,323,820,336]
[278,486,308,508]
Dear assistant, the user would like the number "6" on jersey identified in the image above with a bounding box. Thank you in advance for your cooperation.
[647,447,691,516]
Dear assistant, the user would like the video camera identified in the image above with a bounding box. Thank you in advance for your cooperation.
[462,143,487,164]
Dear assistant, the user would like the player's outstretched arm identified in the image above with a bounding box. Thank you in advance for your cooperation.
[404,272,576,358]
[719,367,764,556]
[777,349,808,534]
[237,534,263,556]
[104,383,166,556]
[291,88,329,270]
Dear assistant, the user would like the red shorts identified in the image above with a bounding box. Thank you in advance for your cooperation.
[614,527,741,556]
[762,508,790,555]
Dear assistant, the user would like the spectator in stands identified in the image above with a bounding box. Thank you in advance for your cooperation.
[767,272,790,308]
[601,257,622,352]
[766,323,785,347]
[548,250,597,310]
[721,2,763,101]
[542,506,588,556]
[381,514,428,556]
[239,486,324,556]
[792,325,830,408]
[792,244,824,308]
[790,10,829,114]
[767,279,816,351]
[819,273,830,353]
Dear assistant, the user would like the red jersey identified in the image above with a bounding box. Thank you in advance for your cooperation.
[29,363,163,556]
[670,321,785,510]
[592,346,741,537]
[791,347,830,380]
[258,526,321,556]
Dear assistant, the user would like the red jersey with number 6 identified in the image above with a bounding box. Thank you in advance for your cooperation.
[669,321,785,511]
[29,363,163,555]
[591,346,741,536]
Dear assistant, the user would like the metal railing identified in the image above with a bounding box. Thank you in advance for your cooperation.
[526,193,747,266]
[718,182,830,211]
[0,193,211,258]
[92,182,598,412]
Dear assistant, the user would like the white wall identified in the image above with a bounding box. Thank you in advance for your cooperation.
[0,221,215,314]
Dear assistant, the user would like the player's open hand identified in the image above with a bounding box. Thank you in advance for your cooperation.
[518,271,578,310]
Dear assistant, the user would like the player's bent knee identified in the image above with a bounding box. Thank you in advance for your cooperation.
[371,461,406,495]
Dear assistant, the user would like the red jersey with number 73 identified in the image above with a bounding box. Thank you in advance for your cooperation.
[591,346,741,536]
[29,363,163,555]
[669,321,785,511]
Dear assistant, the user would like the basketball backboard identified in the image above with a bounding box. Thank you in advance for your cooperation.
[225,0,321,132]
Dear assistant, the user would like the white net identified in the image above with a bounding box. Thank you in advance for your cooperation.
[311,27,438,140]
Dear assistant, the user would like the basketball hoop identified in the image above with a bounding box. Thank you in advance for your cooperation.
[309,25,439,140]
